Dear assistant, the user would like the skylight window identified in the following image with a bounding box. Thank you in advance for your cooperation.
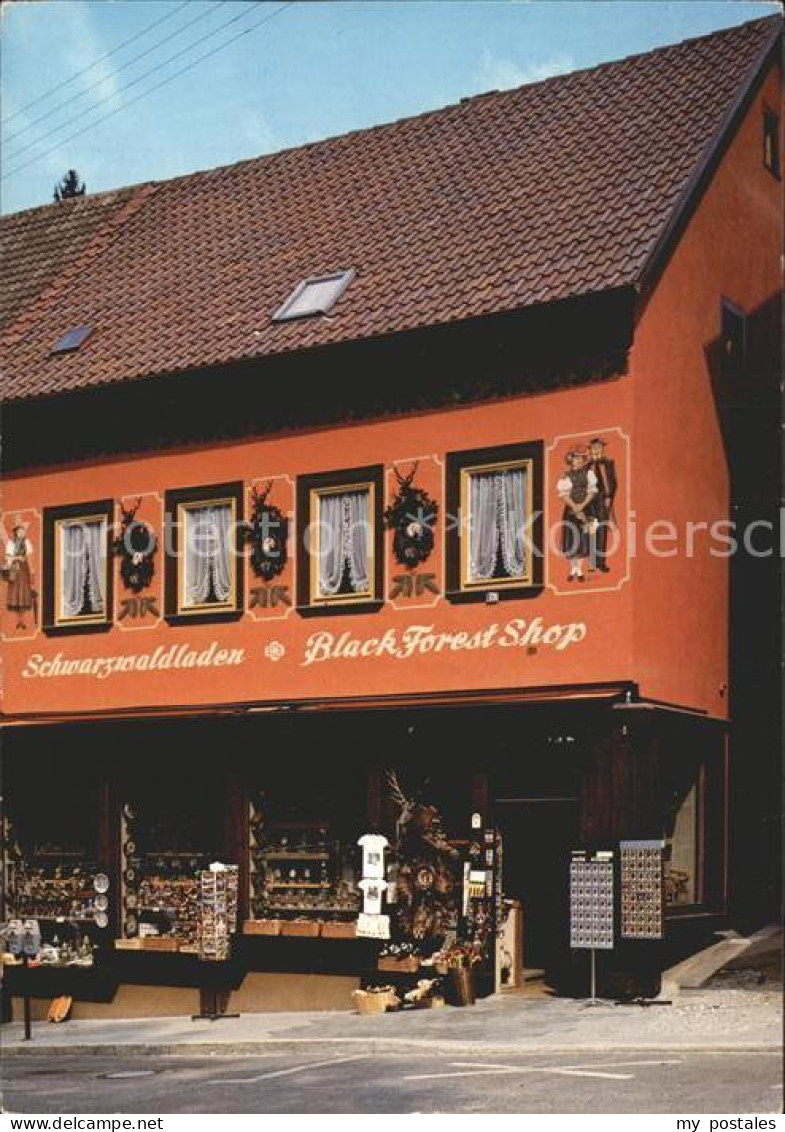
[52,325,93,354]
[273,269,355,322]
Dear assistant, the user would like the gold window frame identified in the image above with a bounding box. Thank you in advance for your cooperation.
[176,496,238,616]
[309,480,376,605]
[459,457,534,591]
[54,513,110,627]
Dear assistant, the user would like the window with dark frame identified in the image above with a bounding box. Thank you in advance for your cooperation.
[296,464,384,615]
[665,770,703,907]
[42,499,113,635]
[721,299,747,381]
[663,741,725,916]
[445,441,544,604]
[164,482,244,626]
[763,107,780,177]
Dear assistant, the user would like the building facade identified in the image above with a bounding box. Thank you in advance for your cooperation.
[1,17,781,1017]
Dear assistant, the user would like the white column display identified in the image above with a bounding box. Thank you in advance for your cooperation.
[356,833,390,939]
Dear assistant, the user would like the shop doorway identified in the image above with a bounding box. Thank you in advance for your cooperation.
[488,710,586,980]
[495,797,579,974]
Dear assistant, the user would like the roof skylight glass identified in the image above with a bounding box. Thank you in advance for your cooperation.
[273,269,355,321]
[52,325,93,354]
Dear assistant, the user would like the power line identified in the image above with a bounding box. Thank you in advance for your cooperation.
[3,2,295,181]
[4,2,230,148]
[2,1,191,125]
[5,2,267,165]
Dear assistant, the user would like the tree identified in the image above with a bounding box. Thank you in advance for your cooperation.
[53,169,86,202]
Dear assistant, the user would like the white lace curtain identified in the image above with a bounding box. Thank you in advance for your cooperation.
[318,489,370,596]
[184,504,233,606]
[469,467,527,581]
[62,519,106,617]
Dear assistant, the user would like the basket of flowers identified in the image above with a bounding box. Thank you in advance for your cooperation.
[430,943,483,1006]
[378,942,420,972]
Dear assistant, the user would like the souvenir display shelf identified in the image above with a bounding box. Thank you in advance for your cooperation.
[120,803,216,949]
[5,842,102,925]
[362,814,501,1008]
[247,808,360,932]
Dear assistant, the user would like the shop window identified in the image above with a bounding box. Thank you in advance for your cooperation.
[296,464,384,614]
[248,757,367,926]
[663,747,724,914]
[446,441,543,603]
[721,300,747,381]
[763,107,780,177]
[665,777,702,907]
[43,500,113,635]
[164,482,244,625]
[3,752,101,936]
[120,773,225,946]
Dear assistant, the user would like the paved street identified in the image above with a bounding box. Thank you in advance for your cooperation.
[2,1050,782,1114]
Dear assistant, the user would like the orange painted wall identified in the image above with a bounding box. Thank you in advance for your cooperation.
[630,61,782,719]
[3,64,779,721]
[1,377,634,716]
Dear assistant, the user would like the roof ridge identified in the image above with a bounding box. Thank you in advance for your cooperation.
[0,183,157,354]
[1,13,780,221]
[1,183,144,225]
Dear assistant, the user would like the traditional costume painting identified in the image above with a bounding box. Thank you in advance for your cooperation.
[557,449,598,582]
[4,519,36,630]
[586,438,618,572]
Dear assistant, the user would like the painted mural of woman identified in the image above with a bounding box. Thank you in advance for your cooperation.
[4,520,35,630]
[557,449,598,582]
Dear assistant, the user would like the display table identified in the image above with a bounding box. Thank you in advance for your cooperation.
[1,936,385,1020]
[98,948,246,990]
[2,962,117,1004]
[235,933,381,976]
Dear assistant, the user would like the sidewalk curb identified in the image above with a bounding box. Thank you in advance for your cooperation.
[3,1038,781,1059]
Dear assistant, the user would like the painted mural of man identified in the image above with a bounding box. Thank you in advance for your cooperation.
[586,438,617,573]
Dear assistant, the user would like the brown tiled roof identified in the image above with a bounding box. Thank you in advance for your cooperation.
[1,15,779,403]
[0,187,137,334]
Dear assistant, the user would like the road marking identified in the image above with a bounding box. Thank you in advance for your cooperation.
[404,1058,682,1083]
[405,1068,633,1081]
[454,1059,683,1072]
[101,1070,158,1080]
[549,1069,633,1079]
[205,1054,367,1086]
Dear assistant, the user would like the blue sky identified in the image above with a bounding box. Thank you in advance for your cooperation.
[1,0,778,214]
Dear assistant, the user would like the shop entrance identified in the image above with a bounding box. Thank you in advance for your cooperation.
[495,798,579,973]
[488,711,587,980]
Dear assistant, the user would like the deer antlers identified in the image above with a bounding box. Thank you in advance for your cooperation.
[393,462,419,491]
[386,769,417,845]
[386,769,410,808]
[119,497,142,525]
